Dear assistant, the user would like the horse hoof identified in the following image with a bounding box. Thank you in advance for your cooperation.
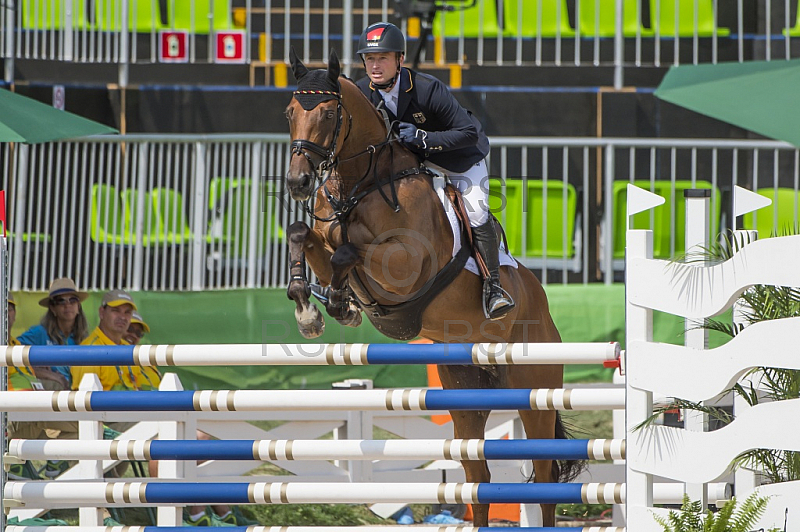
[336,307,362,327]
[296,305,325,339]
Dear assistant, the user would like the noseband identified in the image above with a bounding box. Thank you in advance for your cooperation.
[290,89,346,182]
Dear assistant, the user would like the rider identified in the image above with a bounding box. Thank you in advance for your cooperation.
[355,21,514,320]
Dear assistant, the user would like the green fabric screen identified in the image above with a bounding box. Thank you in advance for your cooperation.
[11,285,727,390]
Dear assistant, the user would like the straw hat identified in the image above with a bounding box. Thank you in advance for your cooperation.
[38,278,89,307]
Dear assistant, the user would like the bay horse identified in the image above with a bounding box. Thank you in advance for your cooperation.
[284,49,580,526]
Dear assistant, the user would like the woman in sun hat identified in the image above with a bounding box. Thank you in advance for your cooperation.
[17,277,90,389]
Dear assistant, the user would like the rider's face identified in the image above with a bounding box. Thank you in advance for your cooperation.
[363,52,403,89]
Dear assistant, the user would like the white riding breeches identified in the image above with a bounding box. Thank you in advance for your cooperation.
[427,159,490,227]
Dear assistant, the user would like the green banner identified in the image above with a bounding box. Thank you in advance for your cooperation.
[12,285,725,390]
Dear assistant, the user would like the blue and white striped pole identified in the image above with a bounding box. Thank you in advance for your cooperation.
[4,527,625,532]
[4,481,626,507]
[8,438,626,462]
[0,388,626,412]
[2,342,620,368]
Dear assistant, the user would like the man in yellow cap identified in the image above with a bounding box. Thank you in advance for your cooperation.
[71,290,161,391]
[123,310,149,345]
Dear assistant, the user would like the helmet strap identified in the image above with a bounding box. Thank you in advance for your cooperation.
[370,57,402,91]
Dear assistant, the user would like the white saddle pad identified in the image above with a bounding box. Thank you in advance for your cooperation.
[433,177,518,277]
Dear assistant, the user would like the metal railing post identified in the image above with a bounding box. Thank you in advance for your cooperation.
[191,142,208,290]
[341,0,353,77]
[119,0,130,87]
[603,143,614,284]
[2,0,14,82]
[613,0,624,89]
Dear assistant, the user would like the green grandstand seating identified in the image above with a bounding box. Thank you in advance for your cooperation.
[90,184,127,244]
[92,0,164,32]
[432,0,502,38]
[504,0,575,37]
[21,0,89,29]
[489,178,577,258]
[742,188,800,238]
[578,0,653,37]
[150,188,194,244]
[648,0,730,37]
[612,180,721,259]
[167,0,233,33]
[122,188,156,245]
[207,177,285,255]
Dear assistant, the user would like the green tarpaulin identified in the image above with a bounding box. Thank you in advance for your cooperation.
[655,59,800,147]
[0,89,117,143]
[13,286,728,390]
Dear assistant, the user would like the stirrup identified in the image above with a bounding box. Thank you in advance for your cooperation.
[482,280,515,320]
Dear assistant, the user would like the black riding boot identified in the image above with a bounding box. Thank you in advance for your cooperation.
[472,220,515,320]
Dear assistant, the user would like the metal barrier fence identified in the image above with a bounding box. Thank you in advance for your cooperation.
[0,134,797,292]
[3,0,800,84]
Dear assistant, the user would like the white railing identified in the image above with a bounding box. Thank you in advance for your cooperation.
[1,135,798,292]
[3,0,800,85]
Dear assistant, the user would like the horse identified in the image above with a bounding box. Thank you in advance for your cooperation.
[284,49,581,527]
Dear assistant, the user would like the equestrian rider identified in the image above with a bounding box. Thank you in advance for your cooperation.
[355,21,515,320]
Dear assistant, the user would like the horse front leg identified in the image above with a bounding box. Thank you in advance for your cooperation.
[326,243,362,327]
[437,365,492,527]
[287,221,326,338]
[509,364,565,528]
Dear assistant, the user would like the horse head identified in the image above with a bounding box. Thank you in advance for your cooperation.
[285,48,344,201]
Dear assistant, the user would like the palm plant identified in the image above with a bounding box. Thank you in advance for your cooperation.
[653,493,776,532]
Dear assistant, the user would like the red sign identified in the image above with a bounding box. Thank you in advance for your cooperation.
[159,30,188,63]
[215,30,246,64]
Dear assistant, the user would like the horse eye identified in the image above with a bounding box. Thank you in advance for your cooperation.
[326,110,335,119]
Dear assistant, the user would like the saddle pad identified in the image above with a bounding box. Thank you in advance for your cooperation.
[433,177,518,277]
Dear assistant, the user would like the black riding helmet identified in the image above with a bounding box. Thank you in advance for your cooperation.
[357,22,406,90]
[357,22,406,55]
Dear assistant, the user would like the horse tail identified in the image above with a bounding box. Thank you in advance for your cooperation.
[553,411,587,483]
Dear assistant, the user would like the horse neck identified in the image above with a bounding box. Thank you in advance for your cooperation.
[333,82,416,191]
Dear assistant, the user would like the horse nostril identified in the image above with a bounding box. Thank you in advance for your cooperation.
[298,173,311,189]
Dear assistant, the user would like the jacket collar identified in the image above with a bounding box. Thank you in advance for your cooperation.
[395,68,413,119]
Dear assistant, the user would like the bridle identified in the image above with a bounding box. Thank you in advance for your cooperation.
[289,88,350,183]
[289,81,432,239]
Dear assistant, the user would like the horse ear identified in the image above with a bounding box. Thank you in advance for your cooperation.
[327,49,341,82]
[290,47,308,81]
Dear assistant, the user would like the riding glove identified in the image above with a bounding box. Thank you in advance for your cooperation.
[397,121,428,150]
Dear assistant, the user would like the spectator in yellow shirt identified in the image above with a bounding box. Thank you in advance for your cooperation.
[123,310,149,345]
[71,290,161,391]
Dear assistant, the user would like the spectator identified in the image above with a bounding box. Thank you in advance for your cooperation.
[18,277,89,390]
[71,290,160,391]
[7,293,37,390]
[123,310,149,345]
[8,292,78,480]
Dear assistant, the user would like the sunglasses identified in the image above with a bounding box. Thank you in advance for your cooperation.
[52,296,80,306]
[127,328,145,339]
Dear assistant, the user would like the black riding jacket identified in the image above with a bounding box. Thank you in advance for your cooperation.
[356,67,490,173]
